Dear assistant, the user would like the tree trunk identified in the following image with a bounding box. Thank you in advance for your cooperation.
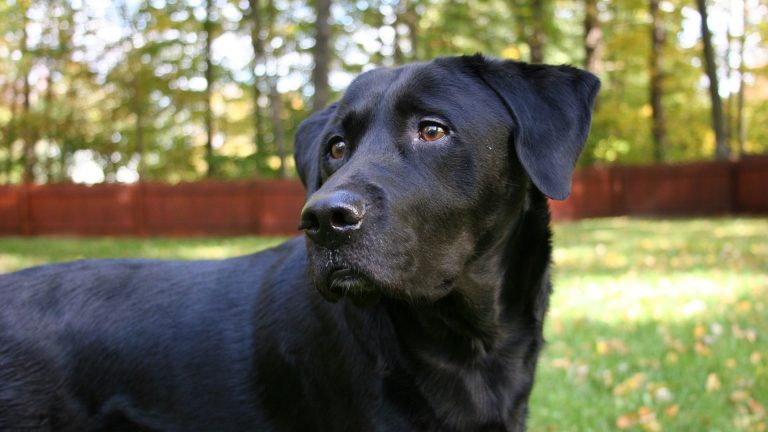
[402,0,419,61]
[133,77,146,180]
[529,0,546,63]
[696,0,728,160]
[22,72,34,184]
[724,14,734,150]
[736,0,746,157]
[269,80,286,178]
[60,83,78,183]
[649,0,667,163]
[266,0,286,178]
[584,0,603,75]
[204,0,216,177]
[21,9,35,184]
[311,0,332,112]
[248,0,265,174]
[44,65,55,182]
[393,11,404,65]
[2,82,18,183]
[42,2,59,183]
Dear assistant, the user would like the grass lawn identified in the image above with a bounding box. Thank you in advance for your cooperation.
[1,217,766,431]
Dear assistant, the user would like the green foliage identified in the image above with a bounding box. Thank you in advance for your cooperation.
[0,0,766,183]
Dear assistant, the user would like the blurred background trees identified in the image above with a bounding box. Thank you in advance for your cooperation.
[0,0,766,184]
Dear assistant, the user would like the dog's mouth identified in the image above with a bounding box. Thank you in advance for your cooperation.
[321,267,382,307]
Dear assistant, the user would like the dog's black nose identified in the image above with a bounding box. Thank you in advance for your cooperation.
[299,191,366,245]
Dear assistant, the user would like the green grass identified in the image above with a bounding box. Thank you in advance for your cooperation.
[531,218,768,432]
[0,218,766,431]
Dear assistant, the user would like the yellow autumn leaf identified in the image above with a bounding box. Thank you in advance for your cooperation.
[665,352,679,364]
[664,404,680,417]
[614,372,645,396]
[730,390,749,403]
[616,413,637,429]
[694,324,707,339]
[749,399,766,415]
[706,373,721,392]
[695,341,711,356]
[737,300,753,312]
[596,340,609,355]
[627,406,661,432]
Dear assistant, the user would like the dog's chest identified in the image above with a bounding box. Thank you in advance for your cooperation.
[376,358,525,431]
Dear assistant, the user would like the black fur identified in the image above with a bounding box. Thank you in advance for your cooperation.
[0,55,598,431]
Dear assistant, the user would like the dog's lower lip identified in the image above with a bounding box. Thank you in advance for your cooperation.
[328,268,364,287]
[331,268,355,279]
[326,267,381,307]
[328,267,373,291]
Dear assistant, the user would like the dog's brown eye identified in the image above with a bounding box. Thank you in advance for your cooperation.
[419,124,447,142]
[330,141,346,160]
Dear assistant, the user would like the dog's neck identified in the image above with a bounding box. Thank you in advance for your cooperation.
[384,188,552,358]
[334,183,553,354]
[341,187,552,428]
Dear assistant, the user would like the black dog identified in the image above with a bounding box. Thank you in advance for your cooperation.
[0,55,598,431]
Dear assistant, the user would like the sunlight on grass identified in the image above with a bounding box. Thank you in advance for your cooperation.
[530,218,768,432]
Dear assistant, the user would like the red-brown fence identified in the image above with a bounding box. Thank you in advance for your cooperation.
[550,156,768,221]
[0,180,306,236]
[0,157,766,236]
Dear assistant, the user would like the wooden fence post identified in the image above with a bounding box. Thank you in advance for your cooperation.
[134,182,148,237]
[609,165,622,216]
[729,160,739,214]
[19,183,33,236]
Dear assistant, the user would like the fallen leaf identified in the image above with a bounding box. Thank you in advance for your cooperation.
[749,399,766,416]
[706,373,721,392]
[664,404,680,417]
[665,352,679,364]
[614,373,646,396]
[596,340,609,355]
[731,390,749,403]
[616,413,637,429]
[695,342,712,356]
[694,324,707,339]
[637,406,661,432]
[737,300,752,312]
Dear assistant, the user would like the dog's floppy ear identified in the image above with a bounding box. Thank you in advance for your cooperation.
[294,103,338,194]
[471,56,600,200]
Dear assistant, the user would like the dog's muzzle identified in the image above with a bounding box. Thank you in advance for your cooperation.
[298,190,366,247]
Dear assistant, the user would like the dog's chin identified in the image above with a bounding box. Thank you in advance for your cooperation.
[317,268,383,308]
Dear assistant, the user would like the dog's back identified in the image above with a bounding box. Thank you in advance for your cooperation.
[0,239,317,430]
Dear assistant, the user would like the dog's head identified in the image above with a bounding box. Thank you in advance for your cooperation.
[295,55,599,306]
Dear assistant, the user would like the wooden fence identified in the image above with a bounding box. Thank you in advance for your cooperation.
[549,156,768,221]
[0,180,306,236]
[0,156,766,236]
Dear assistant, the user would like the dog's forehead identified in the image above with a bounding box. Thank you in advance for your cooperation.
[337,60,483,119]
